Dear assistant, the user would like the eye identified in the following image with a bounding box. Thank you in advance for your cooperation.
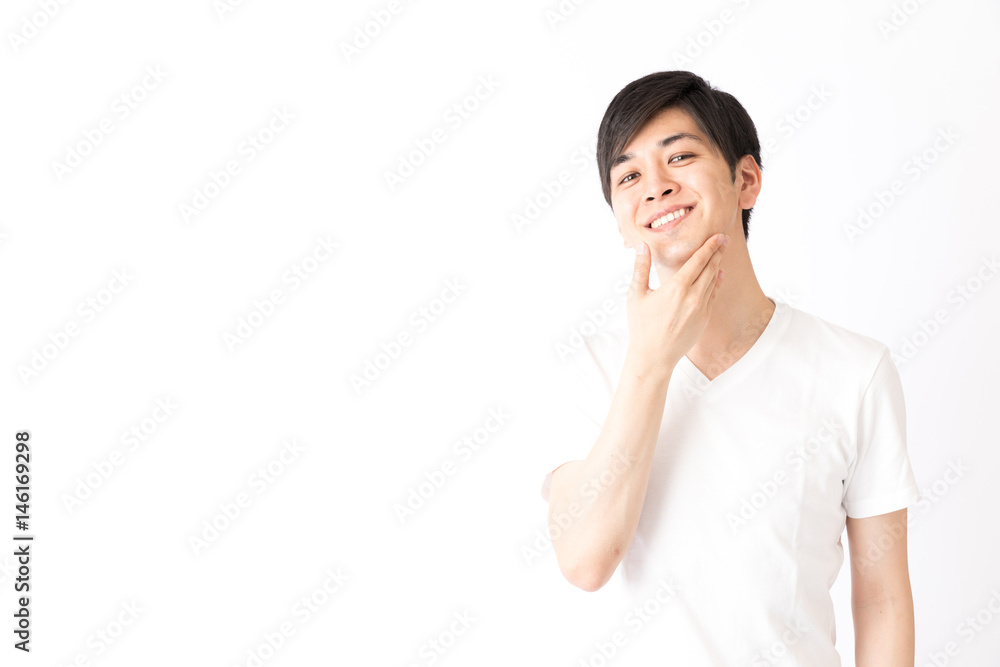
[618,154,693,186]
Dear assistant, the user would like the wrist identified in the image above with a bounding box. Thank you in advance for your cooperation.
[623,346,676,387]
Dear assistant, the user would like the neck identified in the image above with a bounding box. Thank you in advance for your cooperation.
[654,235,775,381]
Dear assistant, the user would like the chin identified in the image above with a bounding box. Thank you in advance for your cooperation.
[650,238,697,266]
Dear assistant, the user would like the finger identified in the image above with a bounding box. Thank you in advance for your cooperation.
[701,269,723,317]
[691,240,725,293]
[675,233,728,287]
[710,268,723,301]
[630,241,651,296]
[691,251,723,302]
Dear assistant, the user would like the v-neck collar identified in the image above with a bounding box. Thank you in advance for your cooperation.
[675,297,789,396]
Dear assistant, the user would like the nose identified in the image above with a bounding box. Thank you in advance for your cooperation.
[644,166,676,201]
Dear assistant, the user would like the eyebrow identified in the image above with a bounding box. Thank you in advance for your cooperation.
[611,132,704,175]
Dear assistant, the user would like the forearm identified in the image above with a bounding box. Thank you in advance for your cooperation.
[853,592,915,667]
[548,348,673,591]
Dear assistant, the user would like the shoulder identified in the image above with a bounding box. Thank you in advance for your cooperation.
[777,300,891,382]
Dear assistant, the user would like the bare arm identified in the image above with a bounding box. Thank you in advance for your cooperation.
[847,508,915,666]
[547,233,728,591]
[546,349,672,591]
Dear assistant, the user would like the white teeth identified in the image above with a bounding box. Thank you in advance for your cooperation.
[650,207,691,228]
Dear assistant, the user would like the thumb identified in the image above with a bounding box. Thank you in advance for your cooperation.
[630,241,651,295]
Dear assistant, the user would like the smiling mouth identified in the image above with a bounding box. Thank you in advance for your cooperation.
[646,206,694,230]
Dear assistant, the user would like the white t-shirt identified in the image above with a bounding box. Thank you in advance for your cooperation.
[540,296,921,666]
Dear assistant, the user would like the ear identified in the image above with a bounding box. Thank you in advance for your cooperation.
[736,155,762,211]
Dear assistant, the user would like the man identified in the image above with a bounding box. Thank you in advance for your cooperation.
[540,71,920,665]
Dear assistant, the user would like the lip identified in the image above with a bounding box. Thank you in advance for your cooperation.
[644,204,695,232]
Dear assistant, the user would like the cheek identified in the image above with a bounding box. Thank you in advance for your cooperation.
[715,183,739,207]
[711,177,735,203]
[611,196,633,222]
[615,212,629,233]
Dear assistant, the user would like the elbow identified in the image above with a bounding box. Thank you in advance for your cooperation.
[568,570,609,593]
[556,551,620,592]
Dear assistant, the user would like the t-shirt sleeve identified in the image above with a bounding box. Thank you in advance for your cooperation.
[842,346,921,518]
[539,337,616,505]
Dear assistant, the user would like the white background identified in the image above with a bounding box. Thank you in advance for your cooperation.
[1,0,998,665]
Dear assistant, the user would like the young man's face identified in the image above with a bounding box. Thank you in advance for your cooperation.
[608,106,759,270]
